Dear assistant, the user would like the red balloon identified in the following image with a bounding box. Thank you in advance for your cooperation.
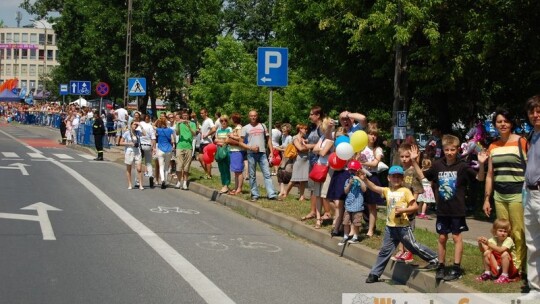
[206,143,217,155]
[328,152,347,170]
[202,152,214,164]
[272,155,281,166]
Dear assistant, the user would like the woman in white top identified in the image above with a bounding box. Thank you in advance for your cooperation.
[358,122,384,237]
[120,121,144,190]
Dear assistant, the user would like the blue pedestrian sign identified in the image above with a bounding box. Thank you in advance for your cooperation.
[59,84,68,96]
[257,47,288,87]
[69,80,91,95]
[128,78,146,96]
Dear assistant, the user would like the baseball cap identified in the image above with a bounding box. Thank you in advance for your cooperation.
[388,165,404,175]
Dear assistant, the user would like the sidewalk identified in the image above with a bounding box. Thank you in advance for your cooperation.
[30,124,489,293]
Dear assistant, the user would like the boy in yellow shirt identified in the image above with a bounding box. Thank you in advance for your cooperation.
[362,165,439,283]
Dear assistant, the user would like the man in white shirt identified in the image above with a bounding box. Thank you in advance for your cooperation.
[72,111,80,144]
[198,108,216,179]
[115,105,129,146]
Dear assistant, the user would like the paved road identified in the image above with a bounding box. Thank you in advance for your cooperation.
[0,123,412,303]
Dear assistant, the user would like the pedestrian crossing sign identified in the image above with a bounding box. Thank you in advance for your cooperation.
[128,78,146,96]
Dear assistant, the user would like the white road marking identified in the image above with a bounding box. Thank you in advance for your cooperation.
[2,152,19,158]
[1,158,23,161]
[60,160,83,163]
[28,153,46,159]
[0,129,235,304]
[53,153,73,159]
[0,202,62,240]
[78,154,95,160]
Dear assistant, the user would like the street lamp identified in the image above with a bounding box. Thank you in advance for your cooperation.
[30,19,48,101]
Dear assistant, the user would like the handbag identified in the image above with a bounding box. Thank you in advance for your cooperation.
[215,145,230,161]
[377,161,389,173]
[309,162,329,183]
[284,143,298,159]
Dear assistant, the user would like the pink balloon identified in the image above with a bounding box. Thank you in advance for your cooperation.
[328,152,347,170]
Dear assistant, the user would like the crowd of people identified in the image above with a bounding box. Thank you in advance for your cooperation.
[4,97,540,299]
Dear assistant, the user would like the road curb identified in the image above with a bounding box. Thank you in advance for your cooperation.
[188,182,478,294]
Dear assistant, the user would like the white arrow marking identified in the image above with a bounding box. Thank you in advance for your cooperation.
[0,202,62,240]
[71,83,77,93]
[260,77,272,83]
[0,163,30,175]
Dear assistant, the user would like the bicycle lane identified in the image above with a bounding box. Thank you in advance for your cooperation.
[66,150,410,304]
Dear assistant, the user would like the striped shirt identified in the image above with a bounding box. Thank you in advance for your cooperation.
[488,137,527,202]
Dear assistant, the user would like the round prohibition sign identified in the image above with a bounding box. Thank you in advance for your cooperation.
[95,82,110,97]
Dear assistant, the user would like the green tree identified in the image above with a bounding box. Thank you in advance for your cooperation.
[222,0,278,54]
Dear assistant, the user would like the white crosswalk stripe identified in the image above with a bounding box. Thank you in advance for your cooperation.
[2,152,19,158]
[1,151,98,162]
[78,154,96,160]
[52,154,74,160]
[27,153,46,159]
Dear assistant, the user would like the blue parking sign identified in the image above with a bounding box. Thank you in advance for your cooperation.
[257,47,288,87]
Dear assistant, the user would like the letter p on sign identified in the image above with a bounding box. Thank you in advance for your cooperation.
[265,51,282,74]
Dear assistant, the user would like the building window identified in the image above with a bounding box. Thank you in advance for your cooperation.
[30,33,37,44]
[29,80,35,88]
[6,33,12,42]
[46,34,53,45]
[39,33,45,45]
[13,33,20,43]
[38,65,43,75]
[29,65,36,76]
[22,33,29,43]
[47,50,53,60]
[30,49,36,60]
[21,65,28,76]
[6,65,12,76]
[21,49,28,60]
[5,49,11,60]
[13,65,19,76]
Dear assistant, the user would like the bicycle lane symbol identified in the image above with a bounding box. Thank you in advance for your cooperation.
[150,206,200,215]
[196,235,282,253]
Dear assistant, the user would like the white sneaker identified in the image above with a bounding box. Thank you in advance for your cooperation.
[175,181,181,189]
[182,185,188,190]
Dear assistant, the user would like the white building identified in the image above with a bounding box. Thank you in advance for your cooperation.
[0,20,59,92]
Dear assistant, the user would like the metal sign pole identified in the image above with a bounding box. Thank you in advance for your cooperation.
[99,97,103,114]
[269,88,273,135]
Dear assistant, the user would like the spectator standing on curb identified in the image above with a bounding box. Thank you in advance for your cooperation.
[358,123,385,237]
[410,136,487,282]
[115,104,129,146]
[362,165,439,284]
[215,115,233,194]
[286,124,309,201]
[240,110,278,201]
[72,110,80,144]
[175,110,197,190]
[301,106,332,222]
[228,113,244,195]
[481,108,527,275]
[338,160,365,245]
[391,143,424,263]
[271,122,282,176]
[92,109,105,161]
[198,108,216,179]
[522,95,540,301]
[106,109,116,145]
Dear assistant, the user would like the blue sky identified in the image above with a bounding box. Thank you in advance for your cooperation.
[0,0,32,28]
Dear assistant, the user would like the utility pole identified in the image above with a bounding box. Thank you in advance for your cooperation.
[123,0,133,107]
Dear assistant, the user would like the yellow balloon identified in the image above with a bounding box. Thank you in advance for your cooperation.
[350,130,368,152]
